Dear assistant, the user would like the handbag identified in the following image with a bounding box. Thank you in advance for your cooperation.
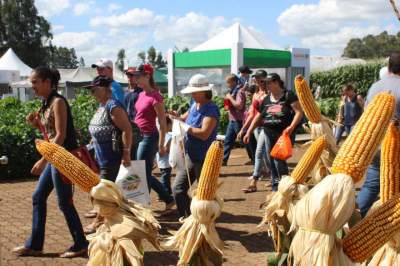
[36,113,99,184]
[106,105,123,154]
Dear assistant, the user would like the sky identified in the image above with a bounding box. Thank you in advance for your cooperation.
[34,0,399,65]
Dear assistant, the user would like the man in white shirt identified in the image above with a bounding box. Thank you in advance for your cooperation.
[356,52,400,217]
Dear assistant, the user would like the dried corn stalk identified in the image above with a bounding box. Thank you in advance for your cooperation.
[288,173,356,266]
[332,93,396,183]
[87,179,161,266]
[165,141,224,266]
[294,76,338,184]
[367,122,400,266]
[288,93,396,265]
[260,136,327,233]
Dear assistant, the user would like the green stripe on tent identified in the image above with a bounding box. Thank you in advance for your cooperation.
[243,49,291,68]
[174,49,231,68]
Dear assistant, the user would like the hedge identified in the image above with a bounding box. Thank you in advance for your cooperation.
[310,61,385,98]
[0,93,229,179]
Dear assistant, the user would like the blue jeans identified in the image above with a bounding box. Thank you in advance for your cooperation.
[356,153,380,217]
[253,129,269,180]
[223,120,243,163]
[335,125,354,145]
[244,131,257,164]
[25,163,88,251]
[261,130,290,191]
[136,132,174,204]
[172,156,204,218]
[160,167,172,195]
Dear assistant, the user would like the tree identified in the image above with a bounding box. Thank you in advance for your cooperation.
[47,45,79,68]
[343,31,400,59]
[137,51,146,63]
[116,49,126,72]
[0,0,52,67]
[155,51,166,69]
[147,46,157,65]
[79,57,85,67]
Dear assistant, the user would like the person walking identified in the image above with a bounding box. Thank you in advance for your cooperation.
[83,76,133,234]
[222,74,246,165]
[124,67,143,159]
[238,70,269,191]
[243,73,303,192]
[356,53,400,217]
[335,84,364,145]
[13,67,88,258]
[132,64,175,210]
[92,58,125,107]
[169,74,220,218]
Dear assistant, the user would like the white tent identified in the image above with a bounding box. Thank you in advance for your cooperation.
[192,22,281,51]
[168,23,310,96]
[0,48,32,77]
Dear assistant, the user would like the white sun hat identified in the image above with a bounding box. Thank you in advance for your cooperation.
[180,74,214,94]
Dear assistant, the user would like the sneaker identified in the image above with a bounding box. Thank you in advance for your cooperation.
[12,246,43,257]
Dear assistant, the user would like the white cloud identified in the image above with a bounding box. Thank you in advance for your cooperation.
[153,12,227,49]
[73,2,92,16]
[278,0,394,54]
[108,3,122,12]
[35,0,70,18]
[52,24,65,32]
[90,8,162,28]
[52,32,98,50]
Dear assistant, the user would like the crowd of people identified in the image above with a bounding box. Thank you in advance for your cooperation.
[10,52,400,259]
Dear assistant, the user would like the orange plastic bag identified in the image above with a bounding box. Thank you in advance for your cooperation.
[270,130,293,160]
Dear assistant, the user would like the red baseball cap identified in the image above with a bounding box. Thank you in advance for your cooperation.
[131,64,154,76]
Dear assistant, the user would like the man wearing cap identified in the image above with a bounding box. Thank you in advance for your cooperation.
[92,58,125,108]
[124,67,143,160]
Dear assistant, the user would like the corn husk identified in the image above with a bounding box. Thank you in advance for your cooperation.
[87,179,161,266]
[288,173,355,266]
[307,119,338,184]
[165,196,224,266]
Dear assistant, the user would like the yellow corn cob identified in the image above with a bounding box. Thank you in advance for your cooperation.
[343,193,400,262]
[294,75,322,123]
[331,93,396,183]
[380,122,400,203]
[197,141,223,200]
[291,135,327,183]
[35,140,100,192]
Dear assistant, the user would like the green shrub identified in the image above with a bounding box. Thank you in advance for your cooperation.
[310,62,385,98]
[316,98,341,120]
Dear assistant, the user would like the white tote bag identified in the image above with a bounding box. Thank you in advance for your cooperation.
[115,160,151,207]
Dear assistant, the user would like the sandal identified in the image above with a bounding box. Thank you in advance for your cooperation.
[242,186,257,193]
[12,246,43,257]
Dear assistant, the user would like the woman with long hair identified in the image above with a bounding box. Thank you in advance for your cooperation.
[132,64,175,211]
[13,67,88,258]
[244,73,303,192]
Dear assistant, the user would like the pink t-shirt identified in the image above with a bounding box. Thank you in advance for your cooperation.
[134,90,163,134]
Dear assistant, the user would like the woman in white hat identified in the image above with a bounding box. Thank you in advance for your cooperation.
[169,74,220,218]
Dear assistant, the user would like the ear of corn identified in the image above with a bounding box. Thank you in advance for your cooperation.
[197,141,224,200]
[331,93,396,182]
[35,140,100,192]
[291,135,327,183]
[294,75,322,123]
[380,122,400,203]
[343,193,400,262]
